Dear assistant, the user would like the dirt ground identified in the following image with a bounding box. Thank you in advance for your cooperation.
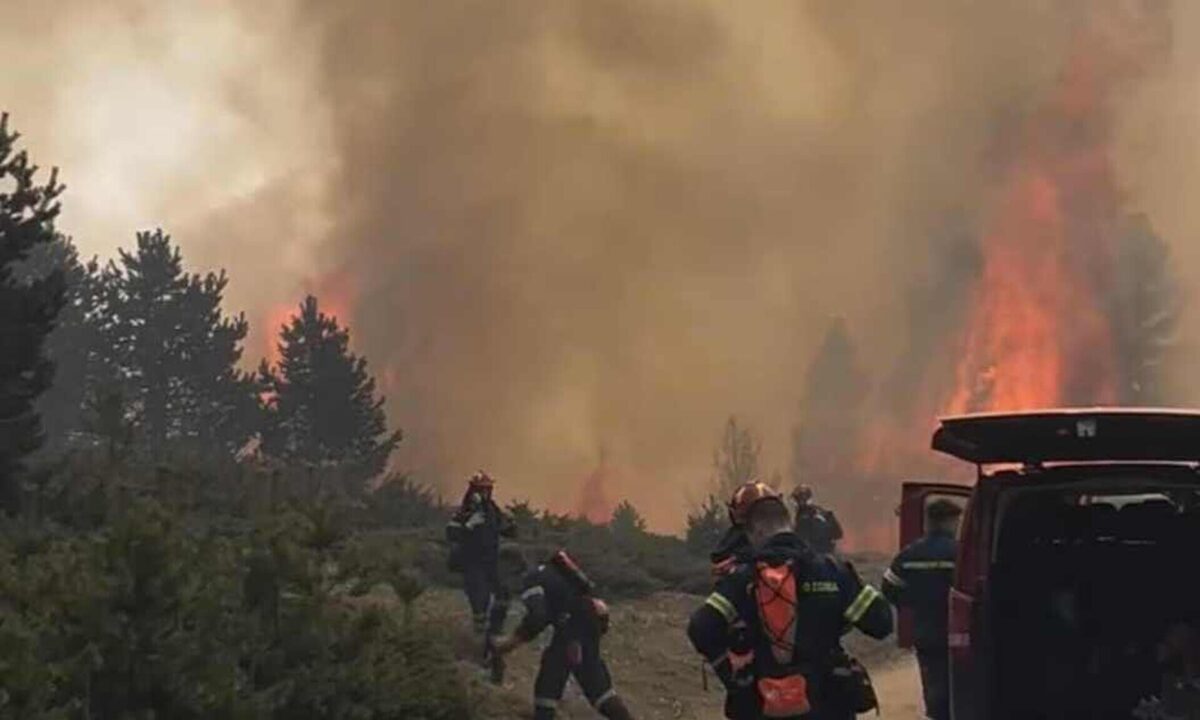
[415,588,924,719]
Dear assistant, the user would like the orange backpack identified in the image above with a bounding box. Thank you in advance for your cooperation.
[753,559,811,718]
[754,560,799,665]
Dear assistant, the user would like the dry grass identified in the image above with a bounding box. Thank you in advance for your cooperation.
[412,573,910,720]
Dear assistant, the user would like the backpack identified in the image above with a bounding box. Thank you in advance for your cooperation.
[548,550,610,635]
[754,559,800,666]
[752,558,811,718]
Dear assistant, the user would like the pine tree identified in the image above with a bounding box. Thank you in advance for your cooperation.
[712,415,760,497]
[16,236,105,451]
[609,500,647,539]
[0,112,65,509]
[789,318,868,495]
[102,229,260,458]
[1112,214,1180,405]
[261,295,400,485]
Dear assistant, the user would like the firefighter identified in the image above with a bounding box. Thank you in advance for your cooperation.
[490,549,635,720]
[445,470,517,638]
[688,482,892,719]
[791,484,844,555]
[881,498,962,720]
[708,487,756,720]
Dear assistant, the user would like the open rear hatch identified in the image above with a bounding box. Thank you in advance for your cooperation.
[932,409,1200,718]
[932,407,1200,465]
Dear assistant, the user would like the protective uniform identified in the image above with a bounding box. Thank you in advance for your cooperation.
[512,551,634,720]
[709,507,755,719]
[689,486,892,720]
[792,486,844,555]
[881,500,959,720]
[445,471,516,635]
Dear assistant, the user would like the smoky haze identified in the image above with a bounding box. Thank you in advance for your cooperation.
[5,1,1200,532]
[295,0,1090,527]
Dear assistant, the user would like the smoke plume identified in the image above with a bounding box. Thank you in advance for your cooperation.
[293,1,1131,527]
[5,1,1200,533]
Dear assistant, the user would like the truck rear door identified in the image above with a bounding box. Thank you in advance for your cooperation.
[895,481,972,649]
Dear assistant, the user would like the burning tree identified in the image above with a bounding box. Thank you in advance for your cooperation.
[943,6,1169,415]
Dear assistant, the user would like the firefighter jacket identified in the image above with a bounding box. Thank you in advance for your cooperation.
[881,528,957,650]
[514,561,605,645]
[793,504,844,554]
[687,531,892,691]
[445,489,516,564]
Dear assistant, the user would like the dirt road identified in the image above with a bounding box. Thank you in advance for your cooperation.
[867,656,924,720]
[419,589,926,719]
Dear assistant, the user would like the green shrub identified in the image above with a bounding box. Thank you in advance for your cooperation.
[0,497,473,719]
[366,475,446,529]
[685,494,727,556]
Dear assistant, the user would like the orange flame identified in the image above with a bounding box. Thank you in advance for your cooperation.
[575,452,617,524]
[847,8,1164,551]
[946,43,1127,414]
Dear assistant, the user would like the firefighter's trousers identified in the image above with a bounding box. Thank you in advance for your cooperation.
[532,633,630,719]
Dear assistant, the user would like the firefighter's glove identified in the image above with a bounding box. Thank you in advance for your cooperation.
[710,654,754,692]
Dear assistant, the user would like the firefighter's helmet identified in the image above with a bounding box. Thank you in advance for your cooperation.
[469,470,495,488]
[728,481,783,526]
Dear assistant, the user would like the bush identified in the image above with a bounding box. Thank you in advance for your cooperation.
[685,494,727,557]
[0,496,474,719]
[563,524,660,599]
[366,474,446,529]
[609,500,647,543]
[623,533,712,596]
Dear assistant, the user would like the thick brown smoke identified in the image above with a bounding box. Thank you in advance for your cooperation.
[293,1,1101,527]
[6,1,1200,532]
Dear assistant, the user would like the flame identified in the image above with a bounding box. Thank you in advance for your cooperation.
[946,46,1127,414]
[575,451,617,524]
[846,7,1164,551]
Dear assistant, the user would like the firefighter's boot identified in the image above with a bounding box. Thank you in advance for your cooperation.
[483,596,509,683]
[598,694,635,720]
